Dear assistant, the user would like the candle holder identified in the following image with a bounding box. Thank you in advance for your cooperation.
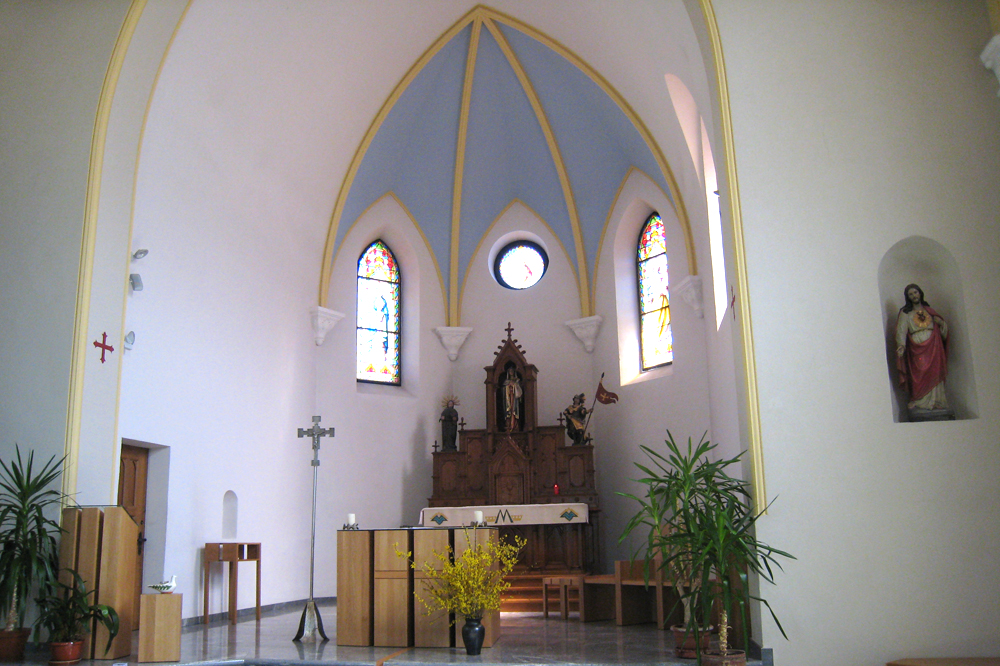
[471,520,488,528]
[343,522,360,531]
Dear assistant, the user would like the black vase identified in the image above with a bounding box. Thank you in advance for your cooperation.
[461,616,485,655]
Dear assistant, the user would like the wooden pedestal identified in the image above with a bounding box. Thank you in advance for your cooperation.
[336,530,373,646]
[138,594,181,662]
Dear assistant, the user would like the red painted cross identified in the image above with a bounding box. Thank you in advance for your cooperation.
[93,332,114,364]
[730,285,737,319]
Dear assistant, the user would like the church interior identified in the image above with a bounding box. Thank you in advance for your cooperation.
[2,2,999,665]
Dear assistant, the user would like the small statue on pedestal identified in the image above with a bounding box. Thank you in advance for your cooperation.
[563,393,592,446]
[440,396,460,451]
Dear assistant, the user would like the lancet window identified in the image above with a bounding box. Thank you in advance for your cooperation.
[356,239,401,384]
[637,212,673,370]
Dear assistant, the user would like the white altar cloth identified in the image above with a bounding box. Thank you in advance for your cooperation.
[419,503,589,527]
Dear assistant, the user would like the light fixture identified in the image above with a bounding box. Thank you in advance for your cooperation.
[132,249,148,260]
[129,274,144,291]
[124,331,135,350]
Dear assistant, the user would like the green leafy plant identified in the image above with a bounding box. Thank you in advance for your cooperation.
[35,569,119,650]
[619,431,794,662]
[0,446,67,632]
[397,528,525,620]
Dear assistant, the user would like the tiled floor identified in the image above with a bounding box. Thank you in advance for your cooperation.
[24,603,763,666]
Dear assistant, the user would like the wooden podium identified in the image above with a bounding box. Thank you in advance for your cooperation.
[59,506,138,660]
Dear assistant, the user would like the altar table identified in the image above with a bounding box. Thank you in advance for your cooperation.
[419,502,589,527]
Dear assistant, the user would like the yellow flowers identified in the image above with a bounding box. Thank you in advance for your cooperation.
[396,529,525,621]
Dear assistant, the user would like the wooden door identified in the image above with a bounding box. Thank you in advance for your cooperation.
[117,443,148,617]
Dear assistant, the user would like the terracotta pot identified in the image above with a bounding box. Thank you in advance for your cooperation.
[49,640,85,664]
[701,649,747,666]
[670,624,712,659]
[0,628,31,662]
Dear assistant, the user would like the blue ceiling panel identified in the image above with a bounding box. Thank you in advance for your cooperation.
[499,24,671,271]
[337,25,470,283]
[459,27,573,285]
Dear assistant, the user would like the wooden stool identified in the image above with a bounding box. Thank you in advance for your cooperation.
[542,576,584,619]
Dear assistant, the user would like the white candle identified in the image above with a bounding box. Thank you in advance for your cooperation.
[473,510,483,524]
[347,513,356,525]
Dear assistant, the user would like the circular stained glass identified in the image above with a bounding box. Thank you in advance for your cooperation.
[494,241,548,290]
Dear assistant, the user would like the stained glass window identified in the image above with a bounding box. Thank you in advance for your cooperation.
[494,241,548,289]
[637,213,672,370]
[357,240,401,384]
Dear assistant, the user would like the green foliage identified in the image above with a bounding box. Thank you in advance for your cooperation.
[619,431,794,661]
[35,569,119,649]
[0,446,67,630]
[397,528,525,621]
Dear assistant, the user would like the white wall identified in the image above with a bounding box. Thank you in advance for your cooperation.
[714,1,1000,663]
[0,0,129,474]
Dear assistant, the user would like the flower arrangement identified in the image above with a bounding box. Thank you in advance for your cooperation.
[398,528,525,621]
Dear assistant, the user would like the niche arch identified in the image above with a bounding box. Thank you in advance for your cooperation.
[877,235,978,422]
[222,490,238,539]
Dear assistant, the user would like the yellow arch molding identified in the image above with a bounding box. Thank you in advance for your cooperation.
[591,167,678,312]
[319,6,479,310]
[484,7,698,281]
[331,191,448,319]
[482,17,591,320]
[64,0,146,499]
[449,17,483,325]
[458,198,578,323]
[699,0,767,511]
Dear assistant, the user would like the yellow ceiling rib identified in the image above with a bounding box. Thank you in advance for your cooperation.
[483,17,591,318]
[449,17,483,326]
[484,7,697,282]
[319,7,480,307]
[457,198,577,324]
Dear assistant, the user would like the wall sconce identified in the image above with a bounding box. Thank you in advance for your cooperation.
[129,274,143,291]
[124,331,135,350]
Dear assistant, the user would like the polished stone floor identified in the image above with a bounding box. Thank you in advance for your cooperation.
[28,602,764,666]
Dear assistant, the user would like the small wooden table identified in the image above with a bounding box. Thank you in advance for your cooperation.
[203,542,261,625]
[542,575,584,619]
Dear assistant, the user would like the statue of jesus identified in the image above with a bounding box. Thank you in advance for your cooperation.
[502,366,523,431]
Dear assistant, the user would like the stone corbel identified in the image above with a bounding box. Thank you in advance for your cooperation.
[311,306,344,345]
[434,326,473,361]
[565,315,603,353]
[983,34,1000,96]
[676,275,704,319]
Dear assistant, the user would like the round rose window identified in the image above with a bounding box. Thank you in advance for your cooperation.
[493,241,548,289]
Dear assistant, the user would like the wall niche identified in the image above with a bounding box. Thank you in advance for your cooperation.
[877,236,978,423]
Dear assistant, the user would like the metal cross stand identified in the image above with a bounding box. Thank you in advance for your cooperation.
[293,415,333,642]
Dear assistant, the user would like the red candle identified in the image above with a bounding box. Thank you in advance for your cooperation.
[554,483,560,495]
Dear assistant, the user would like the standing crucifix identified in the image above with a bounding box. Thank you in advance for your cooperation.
[293,416,333,643]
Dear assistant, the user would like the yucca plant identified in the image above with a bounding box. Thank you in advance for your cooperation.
[619,431,794,664]
[0,447,67,633]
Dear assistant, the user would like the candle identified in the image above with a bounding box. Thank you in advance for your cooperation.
[473,510,484,524]
[347,513,356,525]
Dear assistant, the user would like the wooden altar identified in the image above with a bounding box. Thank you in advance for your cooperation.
[429,325,600,610]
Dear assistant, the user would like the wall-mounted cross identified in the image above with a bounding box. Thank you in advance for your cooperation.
[93,332,114,364]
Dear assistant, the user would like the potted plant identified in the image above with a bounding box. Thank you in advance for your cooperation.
[0,447,67,661]
[620,431,794,665]
[35,568,119,664]
[398,528,524,655]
